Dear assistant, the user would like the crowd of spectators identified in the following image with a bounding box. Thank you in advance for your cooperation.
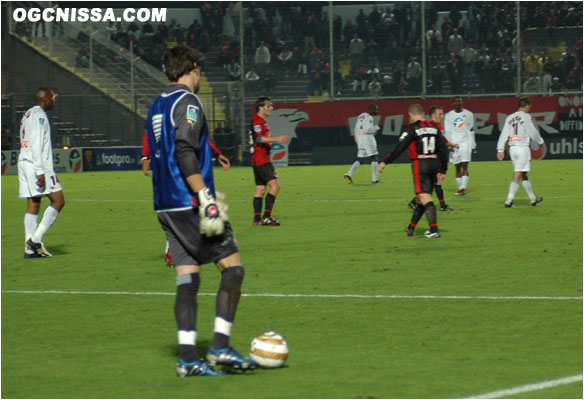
[14,1,583,97]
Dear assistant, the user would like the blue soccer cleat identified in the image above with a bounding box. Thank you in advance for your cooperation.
[206,346,258,371]
[176,359,226,377]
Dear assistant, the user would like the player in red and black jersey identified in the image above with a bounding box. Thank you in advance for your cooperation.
[249,96,289,226]
[379,103,448,238]
[407,105,459,212]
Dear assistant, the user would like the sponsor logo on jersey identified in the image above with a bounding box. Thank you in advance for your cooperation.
[21,140,29,148]
[186,105,199,125]
[39,118,45,125]
[254,124,263,132]
[453,117,464,129]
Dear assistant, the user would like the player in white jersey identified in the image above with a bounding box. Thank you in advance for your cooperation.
[344,104,383,184]
[444,96,475,195]
[18,88,65,258]
[496,97,544,208]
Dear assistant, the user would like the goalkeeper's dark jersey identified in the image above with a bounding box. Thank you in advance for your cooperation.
[383,119,448,173]
[146,84,215,212]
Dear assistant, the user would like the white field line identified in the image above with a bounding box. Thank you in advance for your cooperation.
[1,290,581,301]
[462,373,583,399]
[65,195,582,203]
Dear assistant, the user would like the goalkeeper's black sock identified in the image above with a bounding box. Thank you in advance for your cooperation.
[175,273,200,362]
[253,197,262,222]
[263,193,276,218]
[424,201,439,233]
[213,266,244,349]
[410,203,425,227]
[435,185,445,204]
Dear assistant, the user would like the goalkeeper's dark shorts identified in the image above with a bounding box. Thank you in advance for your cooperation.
[157,208,239,267]
[253,162,278,186]
[411,158,440,195]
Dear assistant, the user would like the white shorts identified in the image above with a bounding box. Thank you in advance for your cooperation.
[18,161,63,198]
[356,135,378,158]
[509,146,531,172]
[449,141,472,164]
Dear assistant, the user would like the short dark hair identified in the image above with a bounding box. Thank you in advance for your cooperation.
[428,105,443,116]
[368,104,378,114]
[452,96,462,101]
[163,45,202,82]
[255,96,271,112]
[518,97,531,108]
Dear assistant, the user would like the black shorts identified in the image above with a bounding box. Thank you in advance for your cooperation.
[253,163,278,186]
[411,159,440,195]
[157,208,239,267]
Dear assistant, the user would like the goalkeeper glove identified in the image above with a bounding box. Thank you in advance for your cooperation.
[197,188,224,237]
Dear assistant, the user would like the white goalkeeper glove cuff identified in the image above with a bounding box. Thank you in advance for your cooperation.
[197,188,224,237]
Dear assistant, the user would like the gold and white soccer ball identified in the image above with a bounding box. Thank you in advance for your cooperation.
[249,331,289,368]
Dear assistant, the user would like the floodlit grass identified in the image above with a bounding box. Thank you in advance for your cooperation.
[1,160,582,399]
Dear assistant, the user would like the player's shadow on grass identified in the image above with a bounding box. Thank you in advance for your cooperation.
[45,245,68,255]
[165,340,212,357]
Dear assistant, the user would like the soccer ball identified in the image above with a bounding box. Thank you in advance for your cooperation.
[249,331,289,368]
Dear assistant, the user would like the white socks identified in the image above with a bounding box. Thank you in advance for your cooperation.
[371,162,378,182]
[455,177,463,190]
[31,205,60,243]
[24,213,38,241]
[347,161,360,177]
[461,175,469,189]
[506,180,520,204]
[522,180,536,202]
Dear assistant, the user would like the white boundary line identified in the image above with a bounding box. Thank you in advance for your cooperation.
[1,290,582,301]
[462,374,583,398]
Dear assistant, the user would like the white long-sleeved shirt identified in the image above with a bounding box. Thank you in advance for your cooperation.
[497,110,544,151]
[18,105,54,175]
[354,112,379,135]
[444,108,475,148]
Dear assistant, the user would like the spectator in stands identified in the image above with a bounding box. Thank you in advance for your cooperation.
[278,47,293,76]
[431,60,445,94]
[303,15,318,53]
[368,75,381,97]
[352,65,368,93]
[426,24,442,54]
[467,3,479,42]
[318,11,330,49]
[380,75,394,96]
[524,51,540,78]
[449,5,462,29]
[254,42,271,76]
[523,75,540,92]
[229,2,241,34]
[365,38,380,69]
[142,21,155,39]
[397,75,409,95]
[565,69,580,90]
[460,43,476,78]
[564,7,580,26]
[292,47,308,76]
[262,69,276,92]
[551,77,562,92]
[212,3,226,34]
[446,52,463,93]
[349,33,365,72]
[356,9,367,28]
[343,20,355,52]
[243,11,254,47]
[227,58,241,81]
[333,15,343,49]
[278,4,293,37]
[254,13,269,45]
[425,2,438,28]
[406,56,422,93]
[217,45,231,69]
[245,67,261,90]
[447,28,464,57]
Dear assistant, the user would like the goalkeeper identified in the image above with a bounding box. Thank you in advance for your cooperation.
[146,45,257,377]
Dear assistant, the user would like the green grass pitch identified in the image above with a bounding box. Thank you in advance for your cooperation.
[1,159,582,399]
